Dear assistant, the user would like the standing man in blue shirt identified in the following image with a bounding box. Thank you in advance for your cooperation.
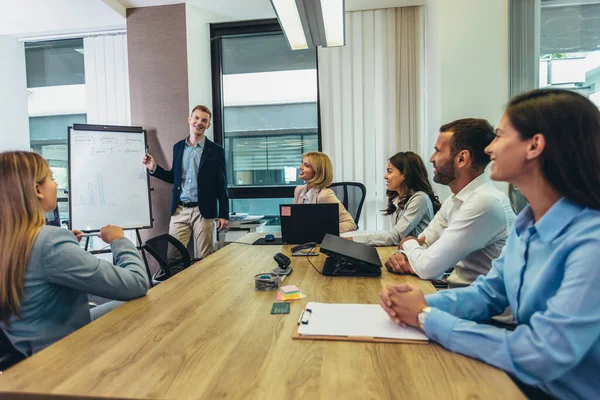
[380,89,600,399]
[143,105,229,260]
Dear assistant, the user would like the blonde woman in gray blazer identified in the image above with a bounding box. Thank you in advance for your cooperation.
[294,152,357,233]
[353,152,440,246]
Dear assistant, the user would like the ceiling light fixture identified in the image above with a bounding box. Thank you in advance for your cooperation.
[271,0,345,50]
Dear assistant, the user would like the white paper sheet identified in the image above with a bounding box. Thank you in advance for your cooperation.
[297,302,428,341]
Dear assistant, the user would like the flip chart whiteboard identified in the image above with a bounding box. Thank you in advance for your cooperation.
[68,124,152,231]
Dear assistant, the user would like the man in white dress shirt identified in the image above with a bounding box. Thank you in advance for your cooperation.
[385,118,515,288]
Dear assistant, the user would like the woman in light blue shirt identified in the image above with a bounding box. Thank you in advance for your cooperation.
[0,151,149,358]
[380,89,600,400]
[353,151,440,246]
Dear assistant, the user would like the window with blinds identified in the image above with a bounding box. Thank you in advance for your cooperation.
[228,133,318,186]
[212,22,320,194]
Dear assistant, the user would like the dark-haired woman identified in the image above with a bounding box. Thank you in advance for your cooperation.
[380,89,600,400]
[353,152,440,246]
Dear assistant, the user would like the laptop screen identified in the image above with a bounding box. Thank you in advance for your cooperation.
[279,204,339,244]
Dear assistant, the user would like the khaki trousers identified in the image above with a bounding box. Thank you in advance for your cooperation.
[168,205,215,261]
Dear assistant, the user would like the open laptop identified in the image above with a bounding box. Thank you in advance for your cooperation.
[251,204,339,245]
[280,203,339,244]
[320,233,382,276]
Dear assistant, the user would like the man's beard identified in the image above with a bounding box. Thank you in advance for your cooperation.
[433,159,456,185]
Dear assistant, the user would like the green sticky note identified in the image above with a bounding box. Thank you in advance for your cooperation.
[271,302,290,315]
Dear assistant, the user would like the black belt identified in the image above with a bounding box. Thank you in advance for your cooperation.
[180,201,198,208]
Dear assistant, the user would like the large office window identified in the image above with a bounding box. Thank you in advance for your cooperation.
[510,0,600,213]
[25,39,86,226]
[25,39,85,88]
[211,20,320,221]
[539,0,600,106]
[29,114,87,224]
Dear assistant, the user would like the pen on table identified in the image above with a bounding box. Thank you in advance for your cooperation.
[297,310,305,325]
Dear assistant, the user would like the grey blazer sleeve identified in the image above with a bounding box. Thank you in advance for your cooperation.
[41,229,149,300]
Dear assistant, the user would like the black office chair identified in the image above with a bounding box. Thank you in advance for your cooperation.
[45,206,61,227]
[509,184,528,214]
[0,329,25,371]
[142,234,201,284]
[328,182,367,227]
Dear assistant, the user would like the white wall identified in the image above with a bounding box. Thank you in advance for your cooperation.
[425,0,510,199]
[185,3,238,140]
[0,36,30,151]
[439,0,509,124]
[424,0,443,197]
[0,0,125,38]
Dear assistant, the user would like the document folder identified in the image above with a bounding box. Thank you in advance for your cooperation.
[292,302,429,344]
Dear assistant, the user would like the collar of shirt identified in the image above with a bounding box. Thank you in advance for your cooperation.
[305,188,316,203]
[515,197,583,243]
[453,173,490,203]
[185,136,206,149]
[300,186,318,203]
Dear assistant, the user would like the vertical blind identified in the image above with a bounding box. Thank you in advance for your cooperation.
[83,34,131,125]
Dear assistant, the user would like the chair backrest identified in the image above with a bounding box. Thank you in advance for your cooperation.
[0,328,25,371]
[142,234,192,279]
[328,182,367,226]
[509,184,528,214]
[45,207,60,227]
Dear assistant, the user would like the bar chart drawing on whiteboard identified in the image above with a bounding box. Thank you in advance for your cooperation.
[79,173,111,207]
[97,173,106,205]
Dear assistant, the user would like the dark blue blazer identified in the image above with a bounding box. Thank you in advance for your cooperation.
[152,138,229,219]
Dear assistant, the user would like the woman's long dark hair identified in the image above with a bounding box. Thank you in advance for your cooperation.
[383,151,441,216]
[506,89,600,210]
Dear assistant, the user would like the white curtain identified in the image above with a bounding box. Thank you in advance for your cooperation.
[84,34,131,125]
[318,7,424,231]
[83,33,135,249]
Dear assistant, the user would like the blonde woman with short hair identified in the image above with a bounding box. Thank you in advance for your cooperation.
[0,151,149,358]
[294,152,356,233]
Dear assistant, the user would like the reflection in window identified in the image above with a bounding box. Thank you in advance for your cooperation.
[220,32,319,189]
[25,39,85,88]
[226,134,317,186]
[29,114,87,226]
[539,1,600,107]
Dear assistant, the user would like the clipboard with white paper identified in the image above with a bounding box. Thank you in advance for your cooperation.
[292,302,429,344]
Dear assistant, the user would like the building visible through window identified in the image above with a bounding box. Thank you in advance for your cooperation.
[539,1,600,107]
[212,22,321,223]
[25,39,87,226]
[220,33,319,188]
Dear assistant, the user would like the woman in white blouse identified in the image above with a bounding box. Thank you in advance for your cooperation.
[293,152,357,233]
[353,152,440,246]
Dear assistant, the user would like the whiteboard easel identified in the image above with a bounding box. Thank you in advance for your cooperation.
[68,123,154,286]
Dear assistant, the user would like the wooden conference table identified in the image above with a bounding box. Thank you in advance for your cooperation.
[0,233,524,400]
